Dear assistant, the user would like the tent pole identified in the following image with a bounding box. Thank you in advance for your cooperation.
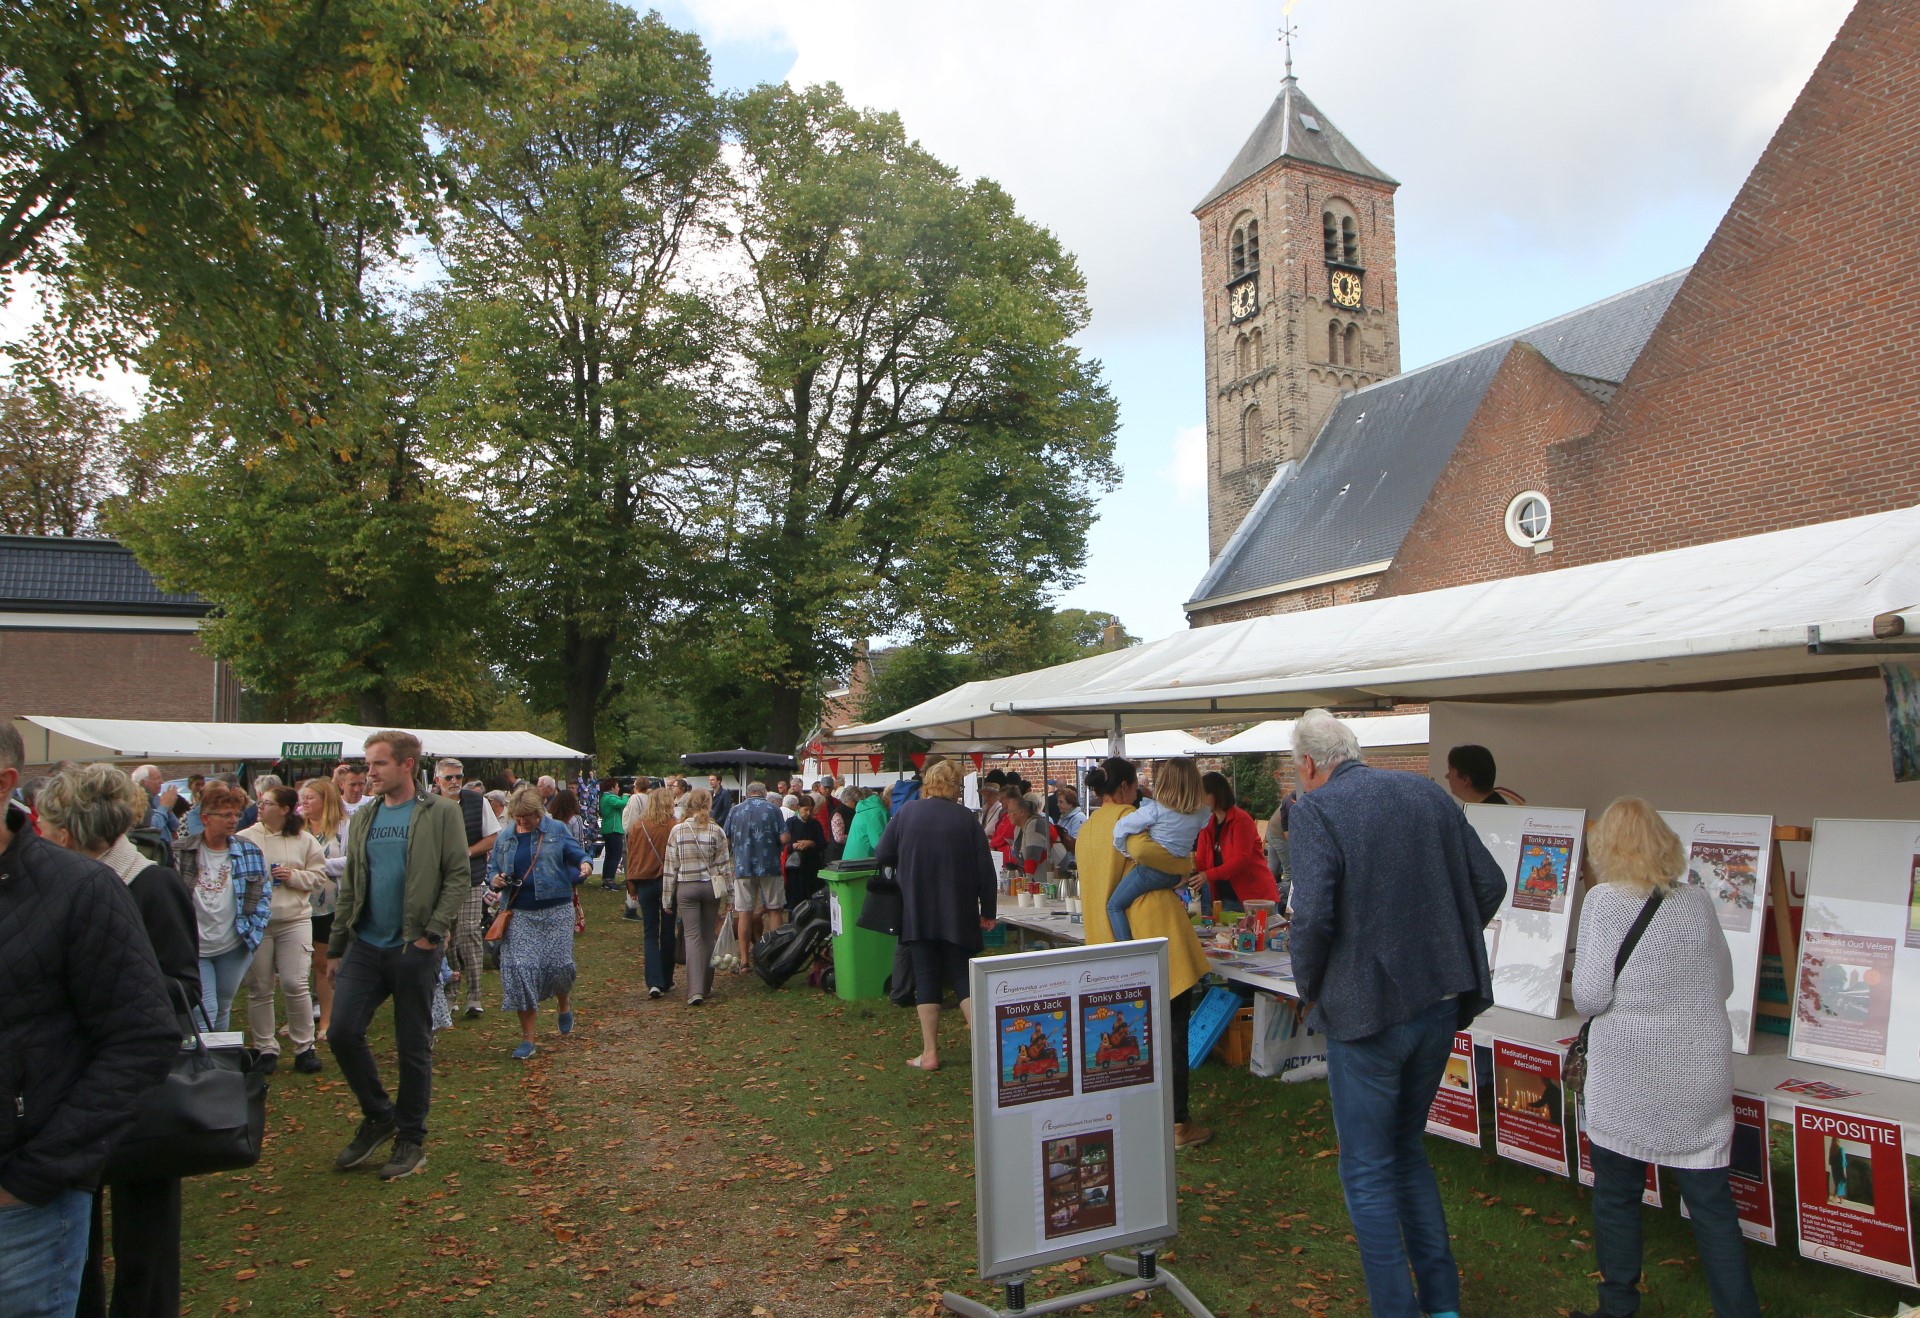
[1108,715,1126,760]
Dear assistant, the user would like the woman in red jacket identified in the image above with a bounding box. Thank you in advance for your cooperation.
[1191,772,1280,911]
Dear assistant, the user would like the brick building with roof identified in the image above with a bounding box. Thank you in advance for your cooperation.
[1,535,238,760]
[1186,0,1920,628]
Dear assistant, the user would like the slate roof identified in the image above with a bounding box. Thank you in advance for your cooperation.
[1197,77,1395,212]
[1188,268,1690,608]
[0,536,208,617]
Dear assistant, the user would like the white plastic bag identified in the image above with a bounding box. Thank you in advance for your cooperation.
[711,911,742,972]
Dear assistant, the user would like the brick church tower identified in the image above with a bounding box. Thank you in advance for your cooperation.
[1195,64,1401,558]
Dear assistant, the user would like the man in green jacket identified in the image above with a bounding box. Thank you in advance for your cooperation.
[325,730,469,1182]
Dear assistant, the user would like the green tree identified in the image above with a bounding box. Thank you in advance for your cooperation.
[0,376,121,535]
[722,83,1120,754]
[427,1,724,758]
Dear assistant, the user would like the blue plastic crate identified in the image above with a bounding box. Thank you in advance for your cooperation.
[1187,985,1245,1071]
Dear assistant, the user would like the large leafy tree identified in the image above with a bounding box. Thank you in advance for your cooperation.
[0,376,121,535]
[427,1,724,758]
[721,84,1120,753]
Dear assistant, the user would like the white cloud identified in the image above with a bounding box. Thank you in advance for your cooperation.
[1160,424,1208,507]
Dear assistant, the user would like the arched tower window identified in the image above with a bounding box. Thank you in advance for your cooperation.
[1244,220,1259,269]
[1327,320,1341,364]
[1343,323,1360,368]
[1240,404,1262,466]
[1322,199,1361,268]
[1248,327,1264,371]
[1235,332,1251,377]
[1230,228,1246,277]
[1229,214,1260,280]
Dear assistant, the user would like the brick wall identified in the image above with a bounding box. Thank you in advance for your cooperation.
[1186,571,1382,627]
[1545,0,1920,566]
[1376,343,1605,597]
[0,628,228,720]
[1197,156,1400,558]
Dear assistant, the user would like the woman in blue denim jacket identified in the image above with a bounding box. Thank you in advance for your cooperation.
[488,785,591,1060]
[170,781,274,1031]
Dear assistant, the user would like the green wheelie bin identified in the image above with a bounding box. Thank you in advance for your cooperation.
[820,859,896,1001]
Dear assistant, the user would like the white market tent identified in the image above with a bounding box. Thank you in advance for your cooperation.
[1031,729,1214,760]
[19,717,586,765]
[837,504,1920,748]
[1210,712,1430,757]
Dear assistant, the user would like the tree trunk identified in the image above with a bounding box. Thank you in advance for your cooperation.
[562,621,613,765]
[764,682,804,759]
[356,686,389,725]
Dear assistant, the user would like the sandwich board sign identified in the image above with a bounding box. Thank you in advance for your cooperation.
[944,940,1213,1317]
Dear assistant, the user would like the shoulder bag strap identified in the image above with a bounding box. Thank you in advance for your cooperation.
[1611,888,1665,983]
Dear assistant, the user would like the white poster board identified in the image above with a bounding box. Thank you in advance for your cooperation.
[1659,811,1773,1054]
[1466,805,1587,1018]
[969,941,1175,1280]
[1790,819,1920,1081]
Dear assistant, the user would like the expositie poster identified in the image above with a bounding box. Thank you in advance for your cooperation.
[1491,1039,1568,1176]
[1425,1033,1480,1147]
[1573,1099,1660,1206]
[1078,987,1155,1094]
[1790,819,1920,1081]
[1467,806,1587,1019]
[1793,1104,1916,1285]
[993,995,1073,1108]
[1661,812,1774,1054]
[1037,1112,1118,1241]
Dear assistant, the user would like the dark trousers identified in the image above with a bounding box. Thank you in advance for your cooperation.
[600,833,624,884]
[1589,1143,1760,1317]
[633,878,672,992]
[1170,990,1193,1125]
[327,940,440,1145]
[77,1177,180,1318]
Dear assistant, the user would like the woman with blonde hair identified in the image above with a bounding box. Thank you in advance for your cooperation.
[237,786,328,1074]
[297,777,347,1034]
[37,763,200,1318]
[663,788,730,1006]
[625,787,678,999]
[1570,797,1758,1318]
[488,784,591,1060]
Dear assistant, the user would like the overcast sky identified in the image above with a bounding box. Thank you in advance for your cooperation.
[660,0,1854,641]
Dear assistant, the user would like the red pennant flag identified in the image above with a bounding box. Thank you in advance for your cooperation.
[827,757,840,775]
[909,752,927,770]
[868,754,882,773]
[969,752,984,773]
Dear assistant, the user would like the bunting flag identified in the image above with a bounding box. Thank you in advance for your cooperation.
[868,754,883,773]
[909,752,927,771]
[969,751,985,773]
[827,757,840,776]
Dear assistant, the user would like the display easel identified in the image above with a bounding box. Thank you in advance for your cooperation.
[1754,824,1810,1025]
[941,1248,1216,1317]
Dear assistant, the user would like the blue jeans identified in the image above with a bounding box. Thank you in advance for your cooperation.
[1588,1143,1760,1317]
[0,1188,92,1318]
[1107,862,1182,941]
[198,942,253,1031]
[1324,997,1461,1318]
[633,879,672,993]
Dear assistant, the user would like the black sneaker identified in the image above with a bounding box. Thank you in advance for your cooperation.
[253,1052,279,1076]
[293,1048,323,1074]
[378,1140,427,1181]
[335,1117,398,1171]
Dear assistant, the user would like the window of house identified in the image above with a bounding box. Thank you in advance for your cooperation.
[1504,491,1553,547]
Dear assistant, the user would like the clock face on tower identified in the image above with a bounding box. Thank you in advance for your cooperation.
[1329,269,1364,310]
[1229,275,1259,322]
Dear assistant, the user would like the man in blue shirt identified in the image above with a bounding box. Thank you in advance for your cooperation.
[723,782,787,965]
[130,764,178,841]
[325,730,470,1183]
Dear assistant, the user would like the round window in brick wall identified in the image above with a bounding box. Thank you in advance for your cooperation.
[1504,491,1552,547]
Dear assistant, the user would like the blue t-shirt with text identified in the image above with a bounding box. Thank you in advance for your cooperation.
[357,798,416,948]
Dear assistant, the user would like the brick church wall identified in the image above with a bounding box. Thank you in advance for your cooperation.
[1545,0,1920,567]
[0,628,227,721]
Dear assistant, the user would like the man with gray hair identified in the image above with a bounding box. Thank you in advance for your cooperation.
[130,764,179,841]
[1287,708,1505,1318]
[724,780,787,967]
[432,757,498,1018]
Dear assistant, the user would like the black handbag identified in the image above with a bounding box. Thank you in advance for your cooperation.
[102,982,269,1183]
[854,866,904,938]
[1565,889,1663,1099]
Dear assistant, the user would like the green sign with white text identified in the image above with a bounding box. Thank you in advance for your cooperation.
[280,741,344,761]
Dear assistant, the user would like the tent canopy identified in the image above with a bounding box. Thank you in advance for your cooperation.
[1210,712,1431,756]
[20,717,586,764]
[1027,729,1214,760]
[681,749,798,771]
[836,504,1920,747]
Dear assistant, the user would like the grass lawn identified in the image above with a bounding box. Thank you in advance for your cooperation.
[166,886,1917,1316]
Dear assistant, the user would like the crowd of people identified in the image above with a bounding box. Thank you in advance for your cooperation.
[0,718,1762,1318]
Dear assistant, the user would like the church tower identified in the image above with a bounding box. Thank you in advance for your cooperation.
[1195,63,1401,559]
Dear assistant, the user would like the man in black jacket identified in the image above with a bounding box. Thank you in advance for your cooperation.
[1288,709,1506,1318]
[0,721,180,1314]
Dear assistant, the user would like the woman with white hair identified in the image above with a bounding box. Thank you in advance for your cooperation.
[1570,798,1759,1318]
[36,763,198,1318]
[487,784,592,1060]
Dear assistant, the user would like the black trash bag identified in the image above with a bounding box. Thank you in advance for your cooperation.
[750,919,830,989]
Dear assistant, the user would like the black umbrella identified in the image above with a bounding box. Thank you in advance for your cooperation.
[680,748,798,771]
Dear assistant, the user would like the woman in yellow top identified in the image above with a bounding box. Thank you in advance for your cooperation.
[1078,757,1212,1148]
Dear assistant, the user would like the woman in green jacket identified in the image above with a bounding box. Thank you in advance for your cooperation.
[842,790,889,862]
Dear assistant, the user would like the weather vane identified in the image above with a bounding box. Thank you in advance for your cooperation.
[1280,0,1301,79]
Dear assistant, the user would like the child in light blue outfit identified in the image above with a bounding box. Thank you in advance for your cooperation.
[1107,759,1211,941]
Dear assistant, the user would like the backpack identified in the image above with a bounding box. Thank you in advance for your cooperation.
[127,826,173,868]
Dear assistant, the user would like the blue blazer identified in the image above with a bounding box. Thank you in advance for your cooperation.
[1287,760,1507,1042]
[488,817,587,902]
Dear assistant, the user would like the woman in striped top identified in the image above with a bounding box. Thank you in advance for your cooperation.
[664,789,731,1005]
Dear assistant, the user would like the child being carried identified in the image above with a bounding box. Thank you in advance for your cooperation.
[1106,759,1210,941]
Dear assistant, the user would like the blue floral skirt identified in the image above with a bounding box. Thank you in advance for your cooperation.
[499,903,577,1012]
